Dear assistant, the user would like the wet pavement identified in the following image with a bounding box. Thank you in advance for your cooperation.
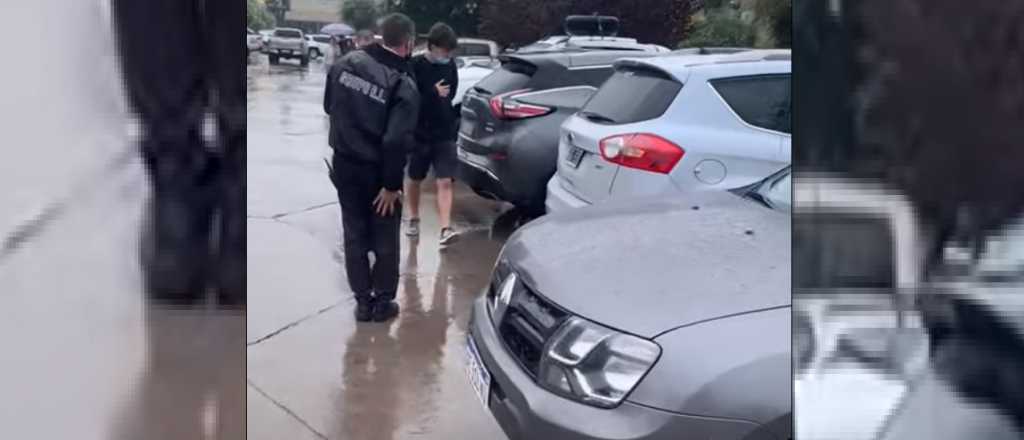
[246,54,513,439]
[0,2,242,438]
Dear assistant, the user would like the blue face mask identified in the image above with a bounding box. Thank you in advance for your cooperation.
[429,53,451,65]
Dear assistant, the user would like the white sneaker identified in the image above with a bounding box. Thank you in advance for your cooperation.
[406,218,420,237]
[439,227,459,246]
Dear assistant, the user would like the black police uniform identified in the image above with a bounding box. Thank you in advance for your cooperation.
[324,44,420,310]
[111,0,245,307]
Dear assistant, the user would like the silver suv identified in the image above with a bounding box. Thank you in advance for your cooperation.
[547,50,791,213]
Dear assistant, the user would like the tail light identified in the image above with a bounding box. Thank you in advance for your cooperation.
[489,89,552,120]
[599,134,684,174]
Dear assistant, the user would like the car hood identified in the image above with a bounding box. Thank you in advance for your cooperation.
[502,192,791,338]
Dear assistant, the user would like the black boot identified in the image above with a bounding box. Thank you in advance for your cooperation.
[372,298,400,322]
[215,131,246,308]
[140,135,217,306]
[355,299,374,322]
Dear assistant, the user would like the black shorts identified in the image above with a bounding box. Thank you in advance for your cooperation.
[408,140,457,180]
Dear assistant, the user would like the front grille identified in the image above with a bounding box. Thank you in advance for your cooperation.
[494,281,569,377]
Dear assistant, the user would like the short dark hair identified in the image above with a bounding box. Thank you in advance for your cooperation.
[426,23,458,50]
[379,13,415,48]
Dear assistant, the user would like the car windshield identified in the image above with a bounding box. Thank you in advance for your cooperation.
[455,44,491,57]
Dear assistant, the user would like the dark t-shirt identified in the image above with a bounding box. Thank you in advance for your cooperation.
[410,54,459,142]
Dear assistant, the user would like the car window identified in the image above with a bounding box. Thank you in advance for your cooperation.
[569,66,614,88]
[275,30,301,39]
[314,36,331,43]
[711,74,791,134]
[578,68,682,124]
[474,60,536,94]
[794,214,895,289]
[456,44,492,57]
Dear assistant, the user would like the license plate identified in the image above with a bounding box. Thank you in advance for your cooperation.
[566,145,586,168]
[465,334,491,408]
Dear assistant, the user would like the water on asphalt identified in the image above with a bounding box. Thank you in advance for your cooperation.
[246,54,513,440]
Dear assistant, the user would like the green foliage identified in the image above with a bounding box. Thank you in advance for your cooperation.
[247,0,275,30]
[681,9,756,47]
[754,0,791,47]
[342,0,380,31]
[390,0,481,38]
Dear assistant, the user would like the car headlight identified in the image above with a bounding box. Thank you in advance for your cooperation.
[539,317,661,408]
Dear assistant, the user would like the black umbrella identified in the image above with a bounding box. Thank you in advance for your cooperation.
[320,23,355,36]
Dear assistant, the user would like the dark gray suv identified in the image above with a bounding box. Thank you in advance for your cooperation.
[466,168,792,439]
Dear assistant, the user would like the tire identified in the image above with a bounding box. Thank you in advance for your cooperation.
[300,55,309,67]
[309,48,320,59]
[269,54,279,65]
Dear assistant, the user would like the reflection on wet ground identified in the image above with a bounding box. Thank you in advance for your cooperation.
[246,55,512,439]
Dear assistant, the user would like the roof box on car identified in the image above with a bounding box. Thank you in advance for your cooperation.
[564,15,620,37]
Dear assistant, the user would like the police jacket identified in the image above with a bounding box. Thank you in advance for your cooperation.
[324,44,420,191]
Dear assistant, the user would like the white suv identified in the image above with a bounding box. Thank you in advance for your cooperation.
[546,50,791,213]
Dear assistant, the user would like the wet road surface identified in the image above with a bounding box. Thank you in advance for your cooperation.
[246,54,513,439]
[0,1,243,438]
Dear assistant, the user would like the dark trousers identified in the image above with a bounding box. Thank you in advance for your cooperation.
[113,0,245,302]
[113,0,244,174]
[331,154,402,302]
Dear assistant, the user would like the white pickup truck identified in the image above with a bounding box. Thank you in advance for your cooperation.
[267,28,309,67]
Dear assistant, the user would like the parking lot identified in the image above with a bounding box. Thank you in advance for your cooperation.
[245,55,511,439]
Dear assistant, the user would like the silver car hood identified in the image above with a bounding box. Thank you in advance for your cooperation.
[503,192,791,338]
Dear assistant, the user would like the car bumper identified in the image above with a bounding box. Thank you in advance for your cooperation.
[468,296,764,440]
[457,146,507,201]
[544,175,590,214]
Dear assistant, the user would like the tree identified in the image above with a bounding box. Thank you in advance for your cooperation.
[247,0,275,30]
[390,0,481,38]
[478,0,696,48]
[754,0,791,47]
[341,0,380,31]
[680,9,755,47]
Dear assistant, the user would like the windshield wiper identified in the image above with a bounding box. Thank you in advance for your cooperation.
[578,111,616,124]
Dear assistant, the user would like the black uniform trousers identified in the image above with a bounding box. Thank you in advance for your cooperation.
[331,154,402,303]
[112,0,245,302]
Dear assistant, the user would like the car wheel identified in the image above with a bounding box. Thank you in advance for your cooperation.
[309,48,320,59]
[300,55,309,67]
[269,54,279,65]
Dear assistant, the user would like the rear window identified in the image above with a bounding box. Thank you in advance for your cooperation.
[274,30,302,39]
[578,68,682,124]
[314,36,331,43]
[711,74,791,134]
[456,44,491,57]
[569,66,614,88]
[474,60,536,94]
[794,214,895,289]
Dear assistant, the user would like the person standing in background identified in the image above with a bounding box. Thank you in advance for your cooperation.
[324,14,420,323]
[405,23,460,246]
[354,29,376,50]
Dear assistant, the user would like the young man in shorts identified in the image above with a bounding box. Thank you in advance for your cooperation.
[406,23,460,246]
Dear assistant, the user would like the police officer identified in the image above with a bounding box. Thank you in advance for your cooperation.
[112,0,245,307]
[324,14,420,322]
